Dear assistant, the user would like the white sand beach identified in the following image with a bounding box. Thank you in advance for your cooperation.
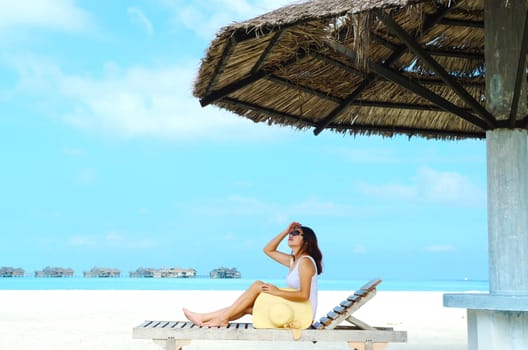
[0,290,467,350]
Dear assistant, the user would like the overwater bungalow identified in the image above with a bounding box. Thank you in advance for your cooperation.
[83,267,120,278]
[0,266,24,277]
[129,267,156,278]
[34,266,74,278]
[158,267,197,278]
[210,267,241,279]
[129,267,197,278]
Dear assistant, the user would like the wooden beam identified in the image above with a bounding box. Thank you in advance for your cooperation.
[204,36,237,97]
[266,75,343,104]
[438,18,483,28]
[374,8,495,128]
[508,10,528,126]
[316,48,484,90]
[328,121,486,139]
[200,70,267,107]
[521,114,528,128]
[311,52,366,77]
[251,30,285,74]
[348,100,469,112]
[418,77,483,88]
[313,4,454,135]
[425,48,483,60]
[372,34,483,60]
[372,61,489,130]
[269,72,466,112]
[221,97,485,139]
[268,56,479,112]
[221,96,316,126]
[200,48,309,107]
[314,76,377,135]
[324,40,489,130]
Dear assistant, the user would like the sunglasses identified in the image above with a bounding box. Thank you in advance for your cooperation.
[289,229,302,237]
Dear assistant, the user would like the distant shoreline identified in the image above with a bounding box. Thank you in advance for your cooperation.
[0,276,489,292]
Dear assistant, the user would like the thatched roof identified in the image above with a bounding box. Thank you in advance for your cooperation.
[193,0,527,140]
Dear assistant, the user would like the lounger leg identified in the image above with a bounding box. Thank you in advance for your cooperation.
[153,338,191,350]
[348,341,367,350]
[348,341,388,350]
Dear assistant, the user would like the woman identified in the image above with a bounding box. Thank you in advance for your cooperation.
[183,222,323,327]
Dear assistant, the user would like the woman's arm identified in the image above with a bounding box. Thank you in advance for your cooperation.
[263,222,299,267]
[262,257,315,302]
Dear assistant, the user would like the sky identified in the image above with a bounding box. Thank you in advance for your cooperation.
[0,0,489,281]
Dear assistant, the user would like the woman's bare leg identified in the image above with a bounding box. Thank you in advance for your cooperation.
[183,280,264,326]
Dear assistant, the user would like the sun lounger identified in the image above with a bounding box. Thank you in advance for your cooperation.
[132,279,407,350]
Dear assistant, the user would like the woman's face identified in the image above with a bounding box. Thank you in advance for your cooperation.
[287,228,304,248]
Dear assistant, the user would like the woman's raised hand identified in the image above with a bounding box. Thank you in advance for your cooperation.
[286,221,301,233]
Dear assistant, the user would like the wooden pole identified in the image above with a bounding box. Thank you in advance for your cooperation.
[445,1,528,349]
[471,0,528,349]
[485,0,528,295]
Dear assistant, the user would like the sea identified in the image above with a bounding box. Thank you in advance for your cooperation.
[0,277,489,292]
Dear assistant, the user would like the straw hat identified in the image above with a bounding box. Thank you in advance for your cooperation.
[253,289,313,330]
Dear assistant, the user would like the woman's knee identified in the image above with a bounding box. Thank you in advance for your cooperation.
[249,280,265,290]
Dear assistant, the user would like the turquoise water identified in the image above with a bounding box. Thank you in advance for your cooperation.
[0,277,489,291]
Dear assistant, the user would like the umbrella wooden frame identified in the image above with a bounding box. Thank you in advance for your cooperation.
[194,0,528,141]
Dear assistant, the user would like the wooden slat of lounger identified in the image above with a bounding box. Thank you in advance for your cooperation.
[347,295,360,302]
[146,321,163,328]
[137,320,153,328]
[323,295,376,330]
[312,321,323,329]
[133,321,407,343]
[340,300,352,308]
[358,279,382,291]
[319,279,381,330]
[334,305,346,314]
[319,316,332,326]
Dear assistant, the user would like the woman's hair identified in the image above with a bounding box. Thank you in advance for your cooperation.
[300,226,323,275]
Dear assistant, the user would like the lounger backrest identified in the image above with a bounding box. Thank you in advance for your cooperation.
[313,278,382,330]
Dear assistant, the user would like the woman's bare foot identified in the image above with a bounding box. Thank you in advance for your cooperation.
[183,308,203,326]
[202,318,229,327]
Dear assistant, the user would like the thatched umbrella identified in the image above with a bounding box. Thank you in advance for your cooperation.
[193,0,528,348]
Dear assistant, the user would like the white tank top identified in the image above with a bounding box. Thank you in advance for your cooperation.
[285,255,318,319]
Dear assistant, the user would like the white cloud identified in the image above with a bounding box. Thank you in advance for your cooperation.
[425,244,456,253]
[352,245,367,254]
[105,232,125,242]
[8,56,288,141]
[128,7,154,35]
[62,147,84,157]
[182,194,363,220]
[290,197,356,216]
[357,166,485,206]
[357,182,418,200]
[68,235,97,246]
[416,167,484,205]
[223,232,235,241]
[75,168,98,185]
[138,208,150,215]
[68,232,156,249]
[332,146,402,163]
[0,0,92,33]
